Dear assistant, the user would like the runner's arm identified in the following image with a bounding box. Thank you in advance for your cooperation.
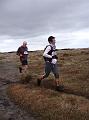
[43,46,52,58]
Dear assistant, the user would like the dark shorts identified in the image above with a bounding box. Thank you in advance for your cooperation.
[44,62,59,78]
[21,60,28,65]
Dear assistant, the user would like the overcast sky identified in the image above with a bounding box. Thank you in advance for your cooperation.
[0,0,89,52]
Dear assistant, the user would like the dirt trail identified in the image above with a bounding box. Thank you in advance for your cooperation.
[0,55,36,120]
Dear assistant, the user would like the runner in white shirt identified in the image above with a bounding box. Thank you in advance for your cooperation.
[37,36,64,91]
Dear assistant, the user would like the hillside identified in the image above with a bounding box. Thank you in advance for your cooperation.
[0,48,89,120]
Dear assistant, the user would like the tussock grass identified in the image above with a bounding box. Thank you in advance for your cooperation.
[0,54,5,61]
[19,73,32,84]
[8,84,89,120]
[7,48,89,120]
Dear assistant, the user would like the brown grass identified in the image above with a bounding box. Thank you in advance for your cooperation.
[7,48,89,120]
[0,53,6,62]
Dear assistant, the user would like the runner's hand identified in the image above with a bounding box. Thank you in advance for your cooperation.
[51,59,57,64]
[20,54,23,57]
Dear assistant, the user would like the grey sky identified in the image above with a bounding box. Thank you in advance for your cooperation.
[0,0,89,52]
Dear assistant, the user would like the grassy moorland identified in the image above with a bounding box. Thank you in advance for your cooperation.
[5,48,89,120]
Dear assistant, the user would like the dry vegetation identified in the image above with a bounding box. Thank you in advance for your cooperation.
[6,48,89,120]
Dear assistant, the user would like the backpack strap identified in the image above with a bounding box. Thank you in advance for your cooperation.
[43,45,53,62]
[44,45,53,55]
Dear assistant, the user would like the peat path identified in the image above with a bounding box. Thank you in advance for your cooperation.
[0,60,36,120]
